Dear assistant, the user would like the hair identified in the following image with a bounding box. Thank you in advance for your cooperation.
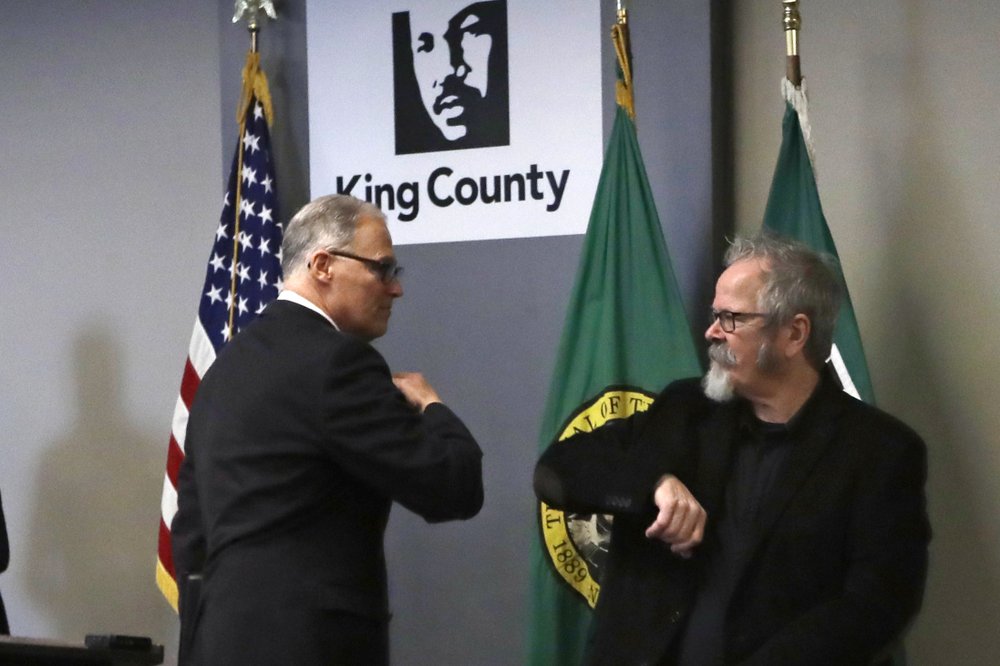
[723,231,843,370]
[280,194,385,277]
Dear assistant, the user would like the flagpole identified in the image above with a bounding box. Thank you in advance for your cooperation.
[783,0,802,87]
[227,1,278,337]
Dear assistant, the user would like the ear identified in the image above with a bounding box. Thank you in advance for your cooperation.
[308,249,335,283]
[783,313,811,358]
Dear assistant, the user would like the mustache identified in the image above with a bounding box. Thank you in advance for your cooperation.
[707,342,737,368]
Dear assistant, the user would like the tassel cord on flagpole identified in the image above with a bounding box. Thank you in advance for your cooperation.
[227,119,246,337]
[227,40,254,337]
[612,5,634,121]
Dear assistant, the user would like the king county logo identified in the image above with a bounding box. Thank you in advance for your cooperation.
[538,386,657,608]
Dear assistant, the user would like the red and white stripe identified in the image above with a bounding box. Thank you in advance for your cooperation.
[156,319,217,610]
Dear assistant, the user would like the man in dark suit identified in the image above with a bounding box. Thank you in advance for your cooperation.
[172,194,483,665]
[534,233,930,665]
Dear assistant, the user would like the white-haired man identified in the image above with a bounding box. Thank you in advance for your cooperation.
[535,232,930,665]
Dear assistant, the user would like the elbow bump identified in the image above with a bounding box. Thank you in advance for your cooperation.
[533,465,567,507]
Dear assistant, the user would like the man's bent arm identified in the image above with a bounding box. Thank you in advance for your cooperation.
[534,379,709,520]
[321,338,483,523]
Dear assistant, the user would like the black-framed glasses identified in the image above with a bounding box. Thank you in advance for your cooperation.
[326,248,403,284]
[710,309,770,333]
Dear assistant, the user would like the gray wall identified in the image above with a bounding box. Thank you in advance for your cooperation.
[10,1,998,665]
[0,2,224,664]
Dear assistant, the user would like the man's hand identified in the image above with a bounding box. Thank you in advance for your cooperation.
[392,372,442,412]
[645,474,706,559]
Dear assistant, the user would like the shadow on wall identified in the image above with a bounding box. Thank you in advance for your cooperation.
[23,327,176,650]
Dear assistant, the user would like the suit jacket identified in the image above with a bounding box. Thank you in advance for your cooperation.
[534,373,930,666]
[172,300,483,665]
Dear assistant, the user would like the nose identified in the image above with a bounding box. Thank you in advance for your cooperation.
[705,316,724,342]
[387,278,403,298]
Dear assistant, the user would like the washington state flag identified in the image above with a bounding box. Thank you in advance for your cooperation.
[526,19,702,665]
[762,79,875,403]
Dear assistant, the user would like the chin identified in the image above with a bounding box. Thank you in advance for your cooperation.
[702,362,736,403]
[438,123,468,141]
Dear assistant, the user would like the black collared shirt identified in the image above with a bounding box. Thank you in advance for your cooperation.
[675,388,821,666]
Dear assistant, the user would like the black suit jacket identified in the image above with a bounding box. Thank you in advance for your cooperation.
[535,374,930,665]
[172,300,483,665]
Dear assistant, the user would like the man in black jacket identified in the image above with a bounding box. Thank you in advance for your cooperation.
[172,194,483,665]
[535,233,930,665]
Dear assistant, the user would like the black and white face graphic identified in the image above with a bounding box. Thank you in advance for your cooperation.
[411,4,493,141]
[393,1,509,154]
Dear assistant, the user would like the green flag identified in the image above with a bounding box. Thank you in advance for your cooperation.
[762,80,875,404]
[527,21,702,665]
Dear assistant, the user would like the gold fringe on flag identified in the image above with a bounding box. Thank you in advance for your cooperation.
[237,51,274,127]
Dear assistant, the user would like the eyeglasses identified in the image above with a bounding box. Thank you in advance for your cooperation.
[710,309,770,333]
[326,248,403,284]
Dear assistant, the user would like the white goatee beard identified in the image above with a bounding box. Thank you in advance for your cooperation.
[703,342,738,402]
[702,360,736,402]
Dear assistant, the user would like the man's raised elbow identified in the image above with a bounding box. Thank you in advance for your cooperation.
[533,463,567,508]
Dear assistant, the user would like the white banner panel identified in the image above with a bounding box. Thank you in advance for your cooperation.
[306,0,603,245]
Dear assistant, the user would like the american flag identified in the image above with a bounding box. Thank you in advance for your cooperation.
[156,95,282,610]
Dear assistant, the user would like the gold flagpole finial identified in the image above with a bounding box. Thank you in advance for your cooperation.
[782,0,802,86]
